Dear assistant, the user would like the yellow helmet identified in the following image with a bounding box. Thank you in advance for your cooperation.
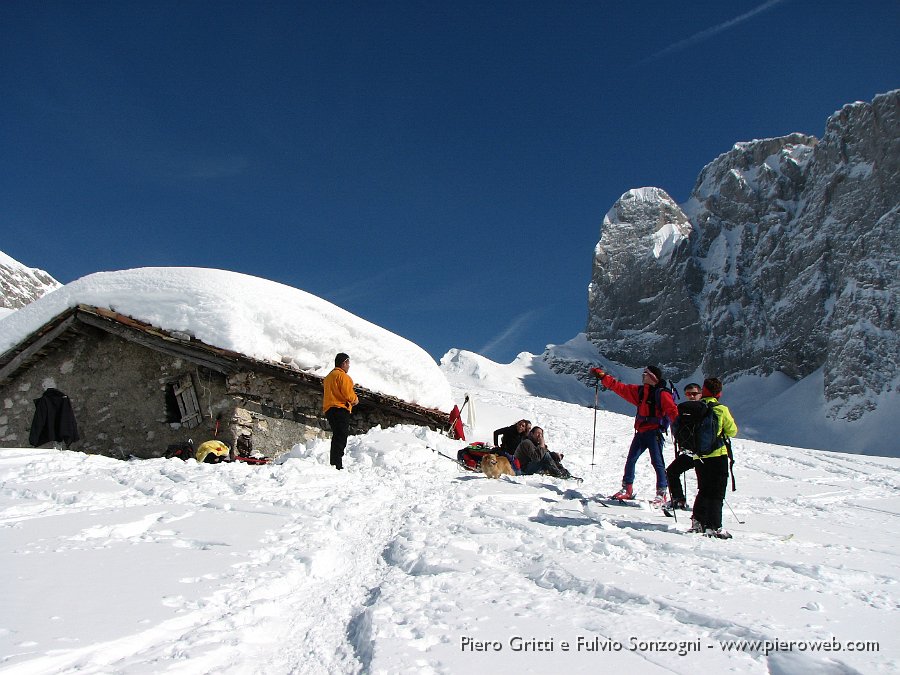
[195,440,230,463]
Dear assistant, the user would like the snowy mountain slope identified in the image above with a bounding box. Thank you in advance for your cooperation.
[0,250,60,317]
[1,379,897,674]
[450,343,900,457]
[440,343,600,406]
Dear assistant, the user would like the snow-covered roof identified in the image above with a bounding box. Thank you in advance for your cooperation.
[0,267,452,410]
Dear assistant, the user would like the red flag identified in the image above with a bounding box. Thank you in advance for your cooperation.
[448,405,466,441]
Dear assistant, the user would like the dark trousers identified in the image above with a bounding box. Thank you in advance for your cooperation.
[666,453,698,502]
[522,453,563,477]
[325,407,351,469]
[692,455,729,530]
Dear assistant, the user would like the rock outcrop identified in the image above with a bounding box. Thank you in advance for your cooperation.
[573,90,899,422]
[0,251,61,312]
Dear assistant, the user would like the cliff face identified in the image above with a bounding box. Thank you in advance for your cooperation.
[577,90,899,422]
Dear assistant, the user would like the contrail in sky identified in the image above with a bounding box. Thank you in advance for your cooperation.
[327,262,420,305]
[478,309,542,358]
[635,0,788,67]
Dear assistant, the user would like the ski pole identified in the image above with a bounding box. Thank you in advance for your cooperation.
[670,469,689,525]
[588,368,609,468]
[725,498,745,524]
[591,381,599,467]
[428,446,475,472]
[459,394,469,416]
[669,461,680,524]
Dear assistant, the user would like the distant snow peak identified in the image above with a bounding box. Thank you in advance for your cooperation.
[625,186,665,202]
[440,348,532,395]
[440,348,489,380]
[0,250,61,311]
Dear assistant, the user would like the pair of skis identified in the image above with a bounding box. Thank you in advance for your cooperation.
[591,496,771,540]
[592,494,688,515]
[594,493,656,508]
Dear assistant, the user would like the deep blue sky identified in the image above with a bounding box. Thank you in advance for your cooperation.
[2,1,897,363]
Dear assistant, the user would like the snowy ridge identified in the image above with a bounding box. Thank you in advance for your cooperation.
[0,250,60,314]
[1,378,897,673]
[448,346,900,456]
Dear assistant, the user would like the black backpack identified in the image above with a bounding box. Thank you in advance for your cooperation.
[164,439,195,460]
[672,399,724,456]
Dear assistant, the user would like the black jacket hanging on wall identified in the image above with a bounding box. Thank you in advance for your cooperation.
[29,388,80,447]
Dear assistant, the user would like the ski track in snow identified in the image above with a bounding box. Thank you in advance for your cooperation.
[1,386,898,674]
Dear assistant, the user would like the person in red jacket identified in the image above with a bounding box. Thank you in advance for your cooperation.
[590,365,678,504]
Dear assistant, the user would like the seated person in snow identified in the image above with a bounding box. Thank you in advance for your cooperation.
[493,419,531,456]
[514,427,569,478]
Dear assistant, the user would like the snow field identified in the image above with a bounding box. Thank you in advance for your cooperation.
[1,384,898,674]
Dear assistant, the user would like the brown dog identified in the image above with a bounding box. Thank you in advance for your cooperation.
[481,453,515,479]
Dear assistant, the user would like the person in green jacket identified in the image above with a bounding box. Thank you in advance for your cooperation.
[690,377,738,539]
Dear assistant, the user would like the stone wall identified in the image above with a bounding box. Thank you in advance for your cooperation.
[224,370,329,457]
[223,371,415,453]
[1,329,232,458]
[0,329,331,459]
[1,326,438,460]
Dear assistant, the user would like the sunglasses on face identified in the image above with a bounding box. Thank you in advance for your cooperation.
[685,390,701,397]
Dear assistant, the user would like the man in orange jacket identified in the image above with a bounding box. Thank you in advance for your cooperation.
[323,352,359,470]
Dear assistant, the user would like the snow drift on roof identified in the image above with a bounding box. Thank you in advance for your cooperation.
[0,267,452,410]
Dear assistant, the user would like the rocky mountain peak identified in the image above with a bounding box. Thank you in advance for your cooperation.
[574,89,899,424]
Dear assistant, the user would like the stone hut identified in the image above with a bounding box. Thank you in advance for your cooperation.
[0,305,450,460]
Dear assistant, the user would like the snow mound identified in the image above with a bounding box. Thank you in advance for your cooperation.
[0,267,452,410]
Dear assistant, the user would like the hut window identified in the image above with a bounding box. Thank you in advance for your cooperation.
[165,374,202,429]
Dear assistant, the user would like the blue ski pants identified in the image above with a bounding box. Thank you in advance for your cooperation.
[622,429,667,490]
